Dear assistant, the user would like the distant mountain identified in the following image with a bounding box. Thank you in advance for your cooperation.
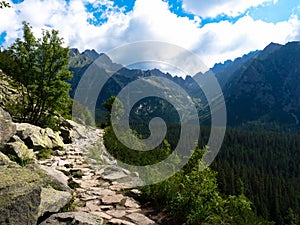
[210,50,259,88]
[68,49,205,124]
[68,42,300,131]
[224,41,300,130]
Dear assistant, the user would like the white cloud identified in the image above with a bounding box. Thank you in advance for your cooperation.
[181,0,274,18]
[1,0,300,75]
[194,15,300,66]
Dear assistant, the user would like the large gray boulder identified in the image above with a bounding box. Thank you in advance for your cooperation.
[38,187,72,217]
[39,212,104,225]
[39,165,71,192]
[1,141,35,163]
[0,107,16,144]
[0,165,43,225]
[15,123,64,150]
[0,161,74,225]
[60,119,91,142]
[0,151,15,166]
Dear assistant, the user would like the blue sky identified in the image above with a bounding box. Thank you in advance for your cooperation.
[1,0,300,72]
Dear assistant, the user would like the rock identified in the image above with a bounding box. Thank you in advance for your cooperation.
[106,209,127,218]
[8,134,23,143]
[101,194,125,205]
[91,211,113,220]
[124,198,140,209]
[61,119,90,140]
[39,165,71,192]
[0,107,16,144]
[85,200,101,211]
[100,165,130,181]
[109,218,135,225]
[0,166,43,225]
[38,187,72,217]
[45,128,65,149]
[52,149,66,156]
[60,127,75,144]
[88,187,116,196]
[125,213,156,225]
[15,123,64,150]
[39,212,104,225]
[0,151,15,166]
[2,141,35,162]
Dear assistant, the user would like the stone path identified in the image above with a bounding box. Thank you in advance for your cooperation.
[39,126,156,225]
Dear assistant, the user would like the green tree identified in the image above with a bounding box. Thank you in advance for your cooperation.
[102,96,124,126]
[0,1,11,8]
[284,208,298,225]
[4,22,72,127]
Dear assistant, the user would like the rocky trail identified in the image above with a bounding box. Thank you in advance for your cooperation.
[38,123,157,225]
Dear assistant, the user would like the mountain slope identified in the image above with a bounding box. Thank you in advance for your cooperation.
[69,42,300,131]
[225,41,300,130]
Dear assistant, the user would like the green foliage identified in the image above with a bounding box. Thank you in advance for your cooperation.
[284,208,298,225]
[0,1,10,8]
[211,128,300,224]
[102,96,124,126]
[103,126,270,224]
[59,196,76,212]
[36,148,52,160]
[103,126,172,166]
[68,179,80,189]
[140,146,272,225]
[7,154,32,167]
[0,22,72,128]
[71,100,95,126]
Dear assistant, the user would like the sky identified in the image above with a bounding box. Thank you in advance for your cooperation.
[1,0,300,75]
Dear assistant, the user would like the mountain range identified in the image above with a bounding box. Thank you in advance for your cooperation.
[69,41,300,132]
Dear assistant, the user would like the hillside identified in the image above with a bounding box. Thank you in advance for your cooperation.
[68,42,300,132]
[224,41,300,130]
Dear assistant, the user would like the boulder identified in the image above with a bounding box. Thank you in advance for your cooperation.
[1,141,35,163]
[0,166,43,225]
[61,119,91,140]
[38,187,72,217]
[0,107,16,144]
[0,151,15,166]
[100,165,130,181]
[125,213,156,225]
[45,128,65,149]
[60,127,75,144]
[39,212,104,225]
[39,165,72,192]
[15,123,64,150]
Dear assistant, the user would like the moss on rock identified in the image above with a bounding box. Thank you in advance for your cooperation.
[0,166,43,225]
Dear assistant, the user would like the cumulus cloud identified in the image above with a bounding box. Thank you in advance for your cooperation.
[1,0,300,75]
[194,15,300,66]
[181,0,275,18]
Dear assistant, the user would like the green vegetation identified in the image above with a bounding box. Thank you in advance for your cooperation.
[7,154,32,167]
[103,124,271,224]
[59,196,76,212]
[0,1,10,8]
[0,22,72,128]
[104,126,172,166]
[71,100,95,126]
[36,148,52,160]
[102,96,124,126]
[210,128,300,224]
